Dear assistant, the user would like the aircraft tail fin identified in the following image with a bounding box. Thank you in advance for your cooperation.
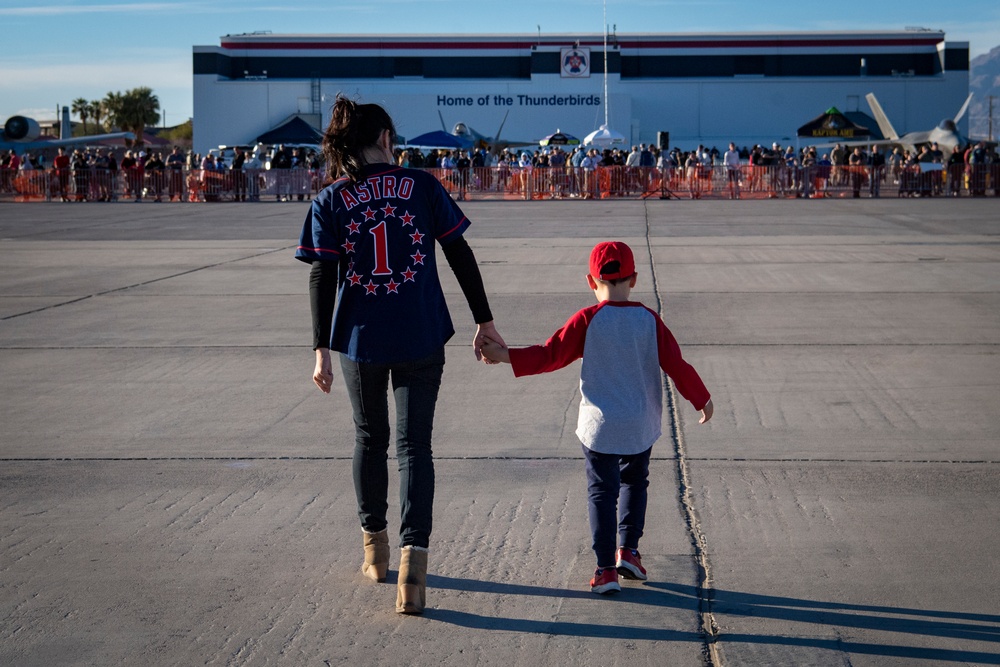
[494,109,510,145]
[954,93,973,123]
[865,93,899,141]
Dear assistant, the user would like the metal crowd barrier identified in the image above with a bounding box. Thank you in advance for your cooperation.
[0,168,323,203]
[2,165,997,202]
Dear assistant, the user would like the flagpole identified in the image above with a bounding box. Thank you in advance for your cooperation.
[603,0,609,128]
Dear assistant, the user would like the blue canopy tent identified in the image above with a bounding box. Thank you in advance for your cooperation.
[256,116,323,145]
[403,130,471,149]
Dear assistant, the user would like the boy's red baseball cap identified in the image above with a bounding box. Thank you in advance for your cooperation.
[589,241,635,280]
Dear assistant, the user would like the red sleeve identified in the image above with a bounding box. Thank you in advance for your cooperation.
[654,315,711,411]
[508,306,594,377]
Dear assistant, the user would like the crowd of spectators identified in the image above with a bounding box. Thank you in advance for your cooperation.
[3,137,998,202]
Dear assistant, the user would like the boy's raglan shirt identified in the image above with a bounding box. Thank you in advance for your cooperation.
[508,301,710,455]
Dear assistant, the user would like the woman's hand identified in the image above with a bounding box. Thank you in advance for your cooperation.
[313,348,333,393]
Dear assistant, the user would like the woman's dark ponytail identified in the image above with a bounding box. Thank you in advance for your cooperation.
[322,95,397,182]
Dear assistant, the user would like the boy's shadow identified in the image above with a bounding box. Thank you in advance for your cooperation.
[423,575,1000,663]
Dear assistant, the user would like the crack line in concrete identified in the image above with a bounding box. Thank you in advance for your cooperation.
[0,245,295,321]
[644,201,721,667]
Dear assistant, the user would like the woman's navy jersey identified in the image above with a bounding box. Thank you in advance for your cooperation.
[296,163,470,364]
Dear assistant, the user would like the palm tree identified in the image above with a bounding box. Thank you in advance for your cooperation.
[71,97,90,135]
[89,100,104,133]
[102,91,123,127]
[104,87,160,148]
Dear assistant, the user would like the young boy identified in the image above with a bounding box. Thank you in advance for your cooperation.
[481,241,713,594]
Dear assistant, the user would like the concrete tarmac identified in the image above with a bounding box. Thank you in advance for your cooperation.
[1,199,998,666]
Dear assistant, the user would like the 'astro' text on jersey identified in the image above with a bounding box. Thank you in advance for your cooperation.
[295,163,470,363]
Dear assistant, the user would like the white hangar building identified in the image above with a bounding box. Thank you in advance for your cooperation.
[192,30,970,154]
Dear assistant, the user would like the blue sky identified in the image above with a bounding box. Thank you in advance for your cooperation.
[1,0,997,125]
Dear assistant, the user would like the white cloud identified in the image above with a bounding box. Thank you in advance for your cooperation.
[0,57,193,121]
[0,59,190,90]
[0,3,177,16]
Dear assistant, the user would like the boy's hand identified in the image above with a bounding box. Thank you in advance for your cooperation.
[699,399,714,424]
[480,338,511,365]
[474,321,506,364]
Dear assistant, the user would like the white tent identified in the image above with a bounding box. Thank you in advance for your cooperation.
[583,124,627,148]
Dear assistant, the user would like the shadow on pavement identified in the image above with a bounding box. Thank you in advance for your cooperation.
[424,575,1000,663]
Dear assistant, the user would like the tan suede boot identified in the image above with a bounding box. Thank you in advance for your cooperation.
[395,546,428,614]
[361,529,389,583]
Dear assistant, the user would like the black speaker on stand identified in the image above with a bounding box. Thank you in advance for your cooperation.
[655,131,678,199]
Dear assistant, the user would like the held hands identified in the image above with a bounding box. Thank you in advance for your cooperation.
[480,337,511,364]
[313,348,333,393]
[474,321,507,365]
[699,399,714,424]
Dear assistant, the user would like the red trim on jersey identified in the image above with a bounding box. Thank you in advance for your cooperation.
[437,217,468,240]
[297,245,341,257]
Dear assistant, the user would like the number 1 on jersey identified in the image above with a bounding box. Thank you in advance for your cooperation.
[369,220,392,276]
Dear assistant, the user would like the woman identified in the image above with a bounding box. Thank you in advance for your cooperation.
[295,96,504,615]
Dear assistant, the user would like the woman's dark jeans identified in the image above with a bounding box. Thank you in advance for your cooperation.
[339,348,445,549]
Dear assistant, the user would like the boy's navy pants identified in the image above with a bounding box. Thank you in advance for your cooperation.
[582,444,652,567]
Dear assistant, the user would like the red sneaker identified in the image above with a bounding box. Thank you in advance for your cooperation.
[616,548,648,580]
[590,567,621,595]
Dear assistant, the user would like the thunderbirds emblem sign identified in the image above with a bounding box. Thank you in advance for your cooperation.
[561,47,591,78]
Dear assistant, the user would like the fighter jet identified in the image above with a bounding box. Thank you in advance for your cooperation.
[823,92,987,156]
[439,110,535,152]
[1,108,134,154]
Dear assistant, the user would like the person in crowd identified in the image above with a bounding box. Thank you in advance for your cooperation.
[93,149,110,201]
[581,148,600,199]
[867,145,885,198]
[53,147,71,201]
[71,149,90,202]
[455,149,471,201]
[967,140,989,196]
[291,147,310,201]
[684,149,702,199]
[800,147,817,198]
[295,95,505,615]
[244,148,263,202]
[271,144,292,201]
[830,143,846,187]
[888,147,904,185]
[624,145,641,195]
[815,152,832,196]
[928,141,945,196]
[105,149,119,202]
[656,146,677,194]
[495,148,511,192]
[166,146,186,202]
[146,151,165,202]
[231,148,247,202]
[722,142,741,199]
[200,152,218,202]
[131,151,147,202]
[848,146,865,198]
[916,145,935,197]
[549,145,567,198]
[947,145,965,197]
[410,148,425,169]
